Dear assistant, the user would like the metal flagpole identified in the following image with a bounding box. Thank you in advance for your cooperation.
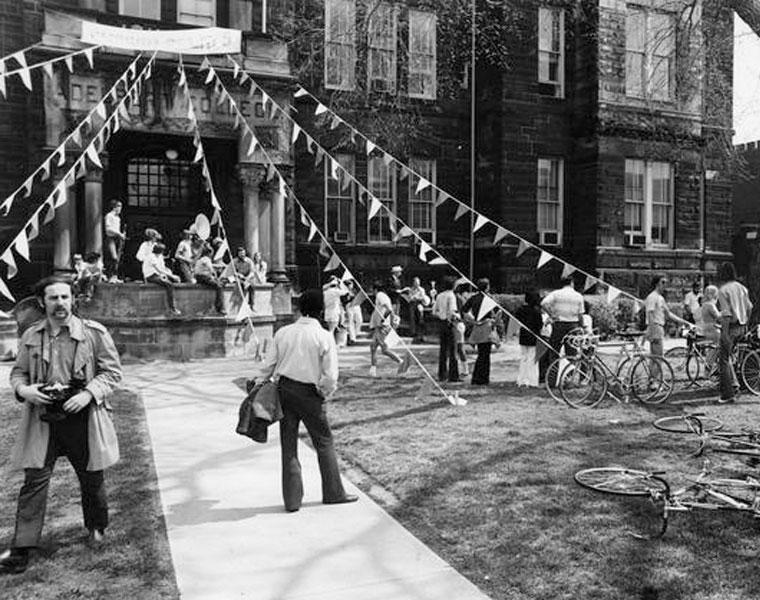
[469,0,476,281]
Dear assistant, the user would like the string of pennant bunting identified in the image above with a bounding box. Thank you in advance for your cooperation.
[286,81,643,313]
[210,56,561,359]
[0,52,144,218]
[0,53,157,303]
[176,55,259,336]
[203,66,456,402]
[0,44,101,98]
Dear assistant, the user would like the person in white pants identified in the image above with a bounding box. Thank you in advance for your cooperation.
[344,279,365,346]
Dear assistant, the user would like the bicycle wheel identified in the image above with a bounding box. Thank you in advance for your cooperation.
[545,357,568,404]
[685,354,707,387]
[615,356,633,381]
[653,414,723,434]
[574,467,669,496]
[664,347,688,381]
[560,361,607,409]
[741,350,760,397]
[630,355,675,404]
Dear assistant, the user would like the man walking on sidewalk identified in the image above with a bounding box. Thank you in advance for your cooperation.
[0,276,122,574]
[253,289,357,512]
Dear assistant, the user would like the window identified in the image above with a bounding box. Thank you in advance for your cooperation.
[625,6,676,101]
[537,158,563,246]
[177,0,216,26]
[408,158,436,242]
[126,158,199,209]
[367,3,397,93]
[368,157,396,243]
[325,0,356,90]
[409,10,436,99]
[538,7,564,98]
[624,159,673,247]
[119,0,160,19]
[325,154,355,243]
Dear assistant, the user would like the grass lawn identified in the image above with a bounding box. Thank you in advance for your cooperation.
[0,386,179,600]
[328,347,760,600]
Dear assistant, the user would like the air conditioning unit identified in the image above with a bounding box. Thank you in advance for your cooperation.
[370,78,394,93]
[333,231,351,243]
[539,231,560,246]
[624,232,646,247]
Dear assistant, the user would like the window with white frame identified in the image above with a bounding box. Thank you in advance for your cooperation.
[625,6,676,101]
[408,158,436,242]
[537,158,563,246]
[538,7,564,98]
[367,3,397,93]
[409,10,436,99]
[624,159,673,247]
[325,154,355,243]
[324,0,356,90]
[119,0,160,19]
[177,0,216,26]
[368,157,396,242]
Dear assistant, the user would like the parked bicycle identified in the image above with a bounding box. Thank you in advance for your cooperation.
[653,413,760,462]
[545,330,674,408]
[574,464,760,538]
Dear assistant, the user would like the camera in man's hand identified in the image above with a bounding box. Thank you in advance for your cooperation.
[39,378,87,422]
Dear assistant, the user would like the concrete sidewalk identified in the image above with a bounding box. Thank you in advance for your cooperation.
[126,357,491,600]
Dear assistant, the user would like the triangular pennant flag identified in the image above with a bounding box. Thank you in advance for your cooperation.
[235,302,253,322]
[399,167,410,181]
[308,220,318,242]
[112,113,121,133]
[368,196,382,219]
[11,51,27,69]
[435,191,450,207]
[86,144,102,168]
[56,146,66,167]
[318,239,330,258]
[248,78,257,97]
[232,60,240,80]
[247,134,258,157]
[199,56,210,71]
[506,316,521,339]
[299,206,310,228]
[118,102,130,120]
[210,190,221,210]
[43,199,56,224]
[305,136,314,155]
[537,251,552,269]
[315,102,327,116]
[415,177,430,194]
[40,158,51,181]
[340,268,354,282]
[64,55,73,73]
[323,252,341,272]
[13,230,29,261]
[261,90,270,112]
[204,66,215,84]
[193,143,203,163]
[314,147,325,167]
[516,239,530,257]
[633,299,642,314]
[54,183,68,208]
[477,296,498,322]
[583,276,595,292]
[210,208,221,225]
[384,328,403,349]
[214,239,229,262]
[1,248,17,279]
[27,213,39,242]
[607,286,621,303]
[0,197,12,216]
[278,175,287,197]
[239,71,250,84]
[291,123,301,144]
[269,101,278,121]
[419,241,432,261]
[561,262,576,279]
[330,115,341,130]
[0,75,6,99]
[233,110,241,130]
[366,140,376,155]
[17,67,32,91]
[329,158,339,180]
[19,178,32,199]
[266,163,276,182]
[84,47,94,69]
[129,61,137,79]
[396,226,413,239]
[382,152,393,166]
[294,86,308,98]
[42,62,53,79]
[473,214,488,233]
[429,257,448,265]
[178,68,186,88]
[454,204,468,221]
[493,227,509,244]
[0,277,14,303]
[71,126,82,146]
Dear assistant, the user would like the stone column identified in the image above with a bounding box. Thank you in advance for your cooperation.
[268,166,289,283]
[84,164,104,255]
[258,180,272,268]
[53,179,76,272]
[236,163,267,258]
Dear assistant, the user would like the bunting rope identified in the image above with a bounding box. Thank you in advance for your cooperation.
[176,55,259,343]
[207,67,457,403]
[0,53,157,303]
[214,56,561,359]
[0,52,143,217]
[282,78,642,310]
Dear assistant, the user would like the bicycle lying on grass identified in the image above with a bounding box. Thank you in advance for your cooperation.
[545,330,674,408]
[653,413,760,462]
[574,465,760,539]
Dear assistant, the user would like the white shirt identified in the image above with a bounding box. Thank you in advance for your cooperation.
[369,291,394,329]
[105,211,121,238]
[541,285,584,322]
[323,286,347,322]
[136,241,155,263]
[142,253,170,280]
[254,316,339,396]
[718,280,753,325]
[432,289,458,321]
[645,290,667,326]
[683,291,701,319]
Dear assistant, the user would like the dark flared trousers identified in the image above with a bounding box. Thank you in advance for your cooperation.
[13,410,108,548]
[278,376,347,511]
[437,321,459,382]
[471,342,492,385]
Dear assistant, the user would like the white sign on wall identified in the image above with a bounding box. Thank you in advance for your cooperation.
[81,21,241,54]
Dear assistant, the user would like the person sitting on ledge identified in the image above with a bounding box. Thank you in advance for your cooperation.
[135,228,161,265]
[142,243,181,316]
[194,245,227,316]
[232,247,256,306]
[72,253,103,303]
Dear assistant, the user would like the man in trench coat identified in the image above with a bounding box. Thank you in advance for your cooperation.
[0,276,122,573]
